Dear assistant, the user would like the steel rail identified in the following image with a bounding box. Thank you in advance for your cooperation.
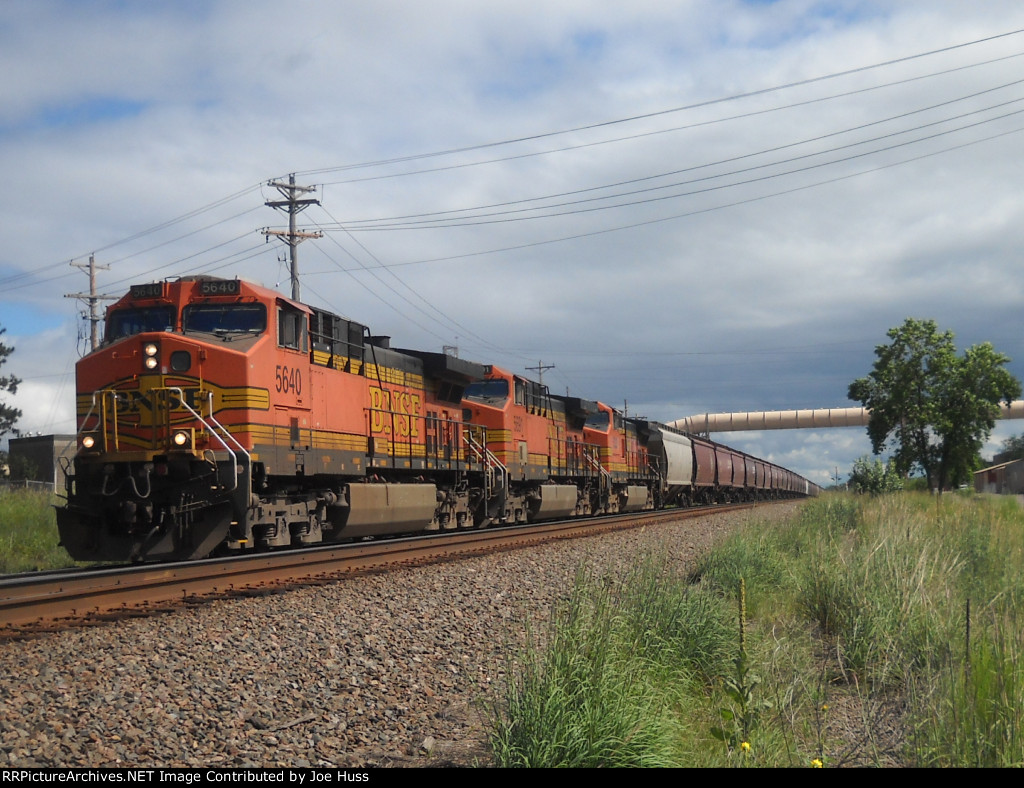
[0,503,758,632]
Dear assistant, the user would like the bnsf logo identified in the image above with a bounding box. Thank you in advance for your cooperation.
[369,387,421,438]
[113,388,206,414]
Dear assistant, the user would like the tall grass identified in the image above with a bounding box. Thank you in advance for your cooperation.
[617,558,735,681]
[490,493,1024,767]
[488,558,809,767]
[908,603,1024,767]
[796,497,965,685]
[488,567,699,768]
[902,497,1024,767]
[792,493,1024,765]
[0,486,71,573]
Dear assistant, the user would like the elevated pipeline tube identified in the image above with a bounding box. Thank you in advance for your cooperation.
[668,400,1024,434]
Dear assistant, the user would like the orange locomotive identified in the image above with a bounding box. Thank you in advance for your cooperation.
[57,276,819,563]
[461,366,659,525]
[58,276,490,561]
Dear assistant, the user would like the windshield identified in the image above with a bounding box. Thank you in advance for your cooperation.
[584,411,610,430]
[107,307,174,340]
[183,303,267,335]
[464,378,509,404]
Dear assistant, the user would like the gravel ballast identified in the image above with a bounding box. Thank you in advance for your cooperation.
[0,503,802,768]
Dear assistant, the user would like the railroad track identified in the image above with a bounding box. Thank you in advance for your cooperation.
[0,502,758,635]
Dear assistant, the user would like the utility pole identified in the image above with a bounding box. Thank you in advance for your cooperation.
[263,174,322,302]
[526,360,555,386]
[65,255,116,351]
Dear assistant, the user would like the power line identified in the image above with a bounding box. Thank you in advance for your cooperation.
[7,29,1023,300]
[308,204,521,359]
[313,50,1024,192]
[321,93,1024,232]
[294,29,1024,181]
[325,122,1024,272]
[327,79,1024,230]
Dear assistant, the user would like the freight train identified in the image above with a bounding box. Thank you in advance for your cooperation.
[56,276,819,563]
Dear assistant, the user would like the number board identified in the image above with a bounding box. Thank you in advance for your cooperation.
[198,279,241,296]
[130,283,165,299]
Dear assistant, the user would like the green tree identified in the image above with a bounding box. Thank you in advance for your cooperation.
[848,455,903,495]
[0,326,21,440]
[848,318,1021,492]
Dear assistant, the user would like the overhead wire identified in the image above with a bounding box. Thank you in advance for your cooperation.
[325,78,1024,230]
[6,30,1021,296]
[311,49,1024,193]
[89,183,265,256]
[327,101,1024,231]
[290,120,1024,273]
[101,205,265,267]
[101,234,273,290]
[306,204,527,360]
[301,227,458,347]
[0,191,265,292]
[292,28,1024,180]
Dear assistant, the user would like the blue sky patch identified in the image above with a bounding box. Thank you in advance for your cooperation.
[0,301,67,339]
[38,96,147,129]
[571,29,607,60]
[479,29,608,102]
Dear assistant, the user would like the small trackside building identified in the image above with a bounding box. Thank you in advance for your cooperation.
[974,459,1024,496]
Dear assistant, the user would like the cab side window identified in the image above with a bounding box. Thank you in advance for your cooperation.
[277,304,308,351]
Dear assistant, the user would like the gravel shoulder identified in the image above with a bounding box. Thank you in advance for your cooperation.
[0,503,803,768]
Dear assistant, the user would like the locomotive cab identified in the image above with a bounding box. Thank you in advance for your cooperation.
[58,278,263,561]
[462,367,603,522]
[582,403,657,513]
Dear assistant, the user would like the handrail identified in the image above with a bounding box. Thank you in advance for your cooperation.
[163,387,249,493]
[79,386,250,494]
[582,446,612,495]
[74,394,100,452]
[464,428,508,501]
[200,391,249,456]
[73,390,121,453]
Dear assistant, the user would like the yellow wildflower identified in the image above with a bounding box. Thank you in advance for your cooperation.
[740,741,751,753]
[811,758,823,768]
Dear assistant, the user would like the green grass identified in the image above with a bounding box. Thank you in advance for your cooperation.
[487,566,701,768]
[795,497,965,685]
[487,557,806,767]
[0,486,74,573]
[488,492,1024,767]
[908,602,1024,767]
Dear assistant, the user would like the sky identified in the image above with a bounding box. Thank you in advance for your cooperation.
[2,0,1024,487]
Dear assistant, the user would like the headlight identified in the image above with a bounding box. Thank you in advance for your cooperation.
[143,341,160,371]
[81,435,95,449]
[172,431,190,447]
